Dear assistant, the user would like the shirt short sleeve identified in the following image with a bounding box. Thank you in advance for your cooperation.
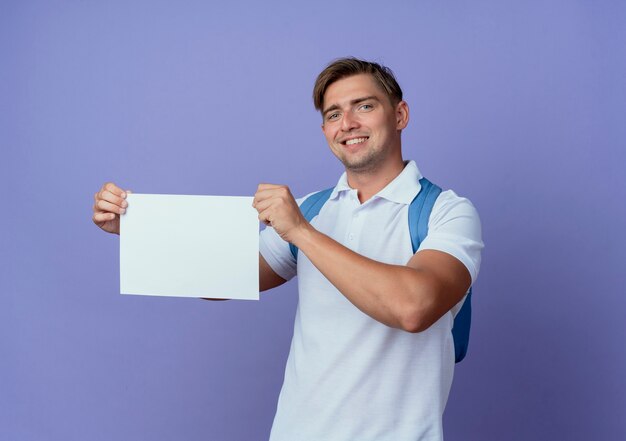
[418,190,484,284]
[259,224,297,281]
[258,194,315,281]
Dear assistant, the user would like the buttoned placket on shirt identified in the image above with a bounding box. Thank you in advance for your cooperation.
[345,189,369,251]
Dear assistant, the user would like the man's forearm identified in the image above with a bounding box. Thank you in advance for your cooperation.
[292,226,434,332]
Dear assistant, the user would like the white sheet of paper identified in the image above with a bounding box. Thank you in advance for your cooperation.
[120,193,259,300]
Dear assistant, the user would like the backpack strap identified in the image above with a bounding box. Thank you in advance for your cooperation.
[409,177,472,363]
[289,187,334,260]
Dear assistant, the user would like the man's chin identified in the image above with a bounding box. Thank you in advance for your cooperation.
[341,155,381,173]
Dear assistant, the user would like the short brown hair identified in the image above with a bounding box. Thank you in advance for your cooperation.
[313,57,403,112]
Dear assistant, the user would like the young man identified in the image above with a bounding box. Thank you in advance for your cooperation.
[93,58,483,440]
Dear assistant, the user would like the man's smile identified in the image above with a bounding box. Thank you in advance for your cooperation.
[340,136,369,146]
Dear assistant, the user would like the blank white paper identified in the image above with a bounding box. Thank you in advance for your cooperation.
[120,193,259,300]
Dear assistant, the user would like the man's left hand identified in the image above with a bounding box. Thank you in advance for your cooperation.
[253,184,310,244]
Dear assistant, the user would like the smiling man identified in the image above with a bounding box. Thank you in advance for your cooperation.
[93,57,483,441]
[253,58,483,441]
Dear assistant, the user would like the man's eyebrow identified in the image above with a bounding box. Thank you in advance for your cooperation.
[322,96,381,117]
[351,95,380,105]
[322,104,340,117]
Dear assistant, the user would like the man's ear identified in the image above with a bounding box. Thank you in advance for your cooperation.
[396,101,409,130]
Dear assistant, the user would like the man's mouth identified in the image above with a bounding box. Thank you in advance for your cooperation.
[342,137,369,146]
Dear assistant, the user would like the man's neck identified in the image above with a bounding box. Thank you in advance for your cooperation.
[346,154,406,204]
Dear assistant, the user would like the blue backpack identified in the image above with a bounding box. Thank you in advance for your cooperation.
[288,177,472,363]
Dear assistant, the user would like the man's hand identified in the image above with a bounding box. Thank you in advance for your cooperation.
[253,184,310,244]
[92,182,130,235]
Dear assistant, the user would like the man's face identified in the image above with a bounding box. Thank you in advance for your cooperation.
[321,73,408,174]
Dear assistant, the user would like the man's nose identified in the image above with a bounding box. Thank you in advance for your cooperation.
[341,111,359,131]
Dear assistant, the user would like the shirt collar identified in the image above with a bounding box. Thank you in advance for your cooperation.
[329,160,424,205]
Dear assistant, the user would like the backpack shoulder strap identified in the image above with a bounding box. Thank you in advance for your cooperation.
[408,177,472,363]
[289,187,334,260]
[408,178,442,252]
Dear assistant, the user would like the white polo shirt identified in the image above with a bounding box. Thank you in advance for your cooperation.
[260,161,483,441]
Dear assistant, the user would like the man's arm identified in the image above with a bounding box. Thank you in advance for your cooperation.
[253,184,471,332]
[260,253,287,292]
[292,228,470,332]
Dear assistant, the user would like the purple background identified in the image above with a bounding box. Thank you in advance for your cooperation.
[2,1,625,440]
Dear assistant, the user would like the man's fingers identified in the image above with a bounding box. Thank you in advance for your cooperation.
[92,212,116,224]
[253,188,281,202]
[257,208,272,226]
[253,198,275,213]
[96,199,126,215]
[253,191,287,208]
[256,183,285,192]
[253,186,292,206]
[254,184,290,200]
[99,190,128,208]
[95,183,128,202]
[103,182,126,198]
[252,190,273,206]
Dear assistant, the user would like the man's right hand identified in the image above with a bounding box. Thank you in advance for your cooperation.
[92,182,130,235]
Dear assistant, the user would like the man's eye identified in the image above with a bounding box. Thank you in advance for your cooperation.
[327,113,339,121]
[359,104,373,111]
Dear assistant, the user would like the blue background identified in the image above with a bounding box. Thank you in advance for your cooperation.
[2,1,625,439]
